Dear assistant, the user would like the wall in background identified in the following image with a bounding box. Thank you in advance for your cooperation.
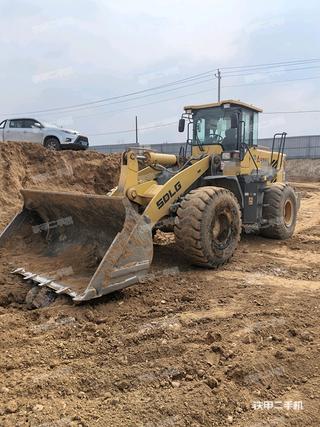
[91,135,320,159]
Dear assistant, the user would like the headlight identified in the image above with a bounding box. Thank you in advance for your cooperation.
[221,152,231,160]
[221,151,240,160]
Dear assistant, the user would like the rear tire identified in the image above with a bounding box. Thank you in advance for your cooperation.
[44,137,60,151]
[260,183,298,239]
[174,186,241,267]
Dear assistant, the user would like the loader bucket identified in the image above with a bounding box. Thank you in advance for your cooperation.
[0,190,153,301]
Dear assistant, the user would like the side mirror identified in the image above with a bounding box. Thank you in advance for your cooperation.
[178,118,185,133]
[230,113,238,129]
[33,122,42,129]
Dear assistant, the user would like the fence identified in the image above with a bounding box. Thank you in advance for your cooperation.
[91,135,320,159]
[259,135,320,159]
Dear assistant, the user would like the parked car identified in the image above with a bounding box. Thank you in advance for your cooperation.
[0,118,89,150]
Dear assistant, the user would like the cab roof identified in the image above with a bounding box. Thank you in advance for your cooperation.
[184,99,263,113]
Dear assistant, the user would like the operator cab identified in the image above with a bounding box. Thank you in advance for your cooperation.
[179,100,262,156]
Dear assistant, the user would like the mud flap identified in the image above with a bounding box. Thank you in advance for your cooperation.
[0,190,153,301]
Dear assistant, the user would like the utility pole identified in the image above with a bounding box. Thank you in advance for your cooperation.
[215,69,221,102]
[135,115,138,145]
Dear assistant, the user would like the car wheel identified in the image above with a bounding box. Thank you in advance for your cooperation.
[44,137,61,151]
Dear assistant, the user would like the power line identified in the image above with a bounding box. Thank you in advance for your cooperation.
[88,121,177,137]
[48,73,320,123]
[223,74,320,88]
[264,110,320,114]
[72,84,216,120]
[73,76,320,122]
[87,109,320,138]
[222,65,320,78]
[220,58,320,71]
[0,74,216,116]
[64,77,320,130]
[36,76,215,117]
[2,58,320,116]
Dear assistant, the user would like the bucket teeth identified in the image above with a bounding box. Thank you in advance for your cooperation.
[1,190,154,301]
[56,287,70,294]
[24,273,37,280]
[39,280,53,287]
[12,267,24,274]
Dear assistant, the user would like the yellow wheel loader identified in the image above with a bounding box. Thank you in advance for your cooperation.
[0,100,299,302]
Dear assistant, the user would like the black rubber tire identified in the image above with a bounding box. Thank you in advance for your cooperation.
[174,186,242,267]
[260,183,298,239]
[44,137,61,151]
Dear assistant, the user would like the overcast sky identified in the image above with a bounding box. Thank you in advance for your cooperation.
[0,0,319,145]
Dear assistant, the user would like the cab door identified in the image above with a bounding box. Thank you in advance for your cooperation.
[22,119,43,143]
[4,119,26,142]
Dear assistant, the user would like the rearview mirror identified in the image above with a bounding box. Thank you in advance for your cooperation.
[178,118,185,133]
[230,113,238,129]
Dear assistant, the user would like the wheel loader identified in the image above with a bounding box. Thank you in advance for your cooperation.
[0,100,299,302]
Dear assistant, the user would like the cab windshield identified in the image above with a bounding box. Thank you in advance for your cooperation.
[192,107,238,151]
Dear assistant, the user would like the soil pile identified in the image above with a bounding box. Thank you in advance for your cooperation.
[286,158,320,182]
[0,142,120,229]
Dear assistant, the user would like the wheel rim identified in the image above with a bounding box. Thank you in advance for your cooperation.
[284,199,294,227]
[212,207,233,249]
[47,141,57,150]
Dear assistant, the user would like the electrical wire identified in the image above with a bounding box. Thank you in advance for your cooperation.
[2,58,320,116]
[32,76,215,117]
[87,108,320,138]
[0,75,216,116]
[223,74,320,88]
[220,58,320,71]
[53,76,320,122]
[222,65,320,78]
[264,110,320,114]
[88,121,177,137]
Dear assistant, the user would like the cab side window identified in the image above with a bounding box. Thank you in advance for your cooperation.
[241,110,256,146]
[23,119,36,128]
[9,119,24,128]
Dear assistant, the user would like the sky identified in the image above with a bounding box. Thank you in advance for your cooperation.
[0,0,319,146]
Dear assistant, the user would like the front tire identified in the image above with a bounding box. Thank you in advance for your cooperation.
[44,137,60,151]
[260,183,298,239]
[174,186,241,267]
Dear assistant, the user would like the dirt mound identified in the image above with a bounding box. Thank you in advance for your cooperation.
[286,158,320,182]
[0,142,120,229]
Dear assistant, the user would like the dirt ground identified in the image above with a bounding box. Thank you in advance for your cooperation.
[0,144,319,426]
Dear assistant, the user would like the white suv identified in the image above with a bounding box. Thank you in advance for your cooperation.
[0,118,89,150]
